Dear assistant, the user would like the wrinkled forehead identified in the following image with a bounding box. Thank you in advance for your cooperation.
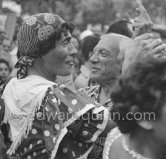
[94,33,123,53]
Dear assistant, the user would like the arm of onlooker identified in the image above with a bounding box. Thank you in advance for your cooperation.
[122,33,166,75]
[132,0,153,38]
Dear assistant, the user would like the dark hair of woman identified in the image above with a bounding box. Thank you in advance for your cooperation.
[81,35,100,62]
[36,22,75,57]
[111,57,166,134]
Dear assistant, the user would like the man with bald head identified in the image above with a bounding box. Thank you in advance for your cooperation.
[84,0,166,157]
[82,33,129,108]
[81,32,166,159]
[90,33,128,102]
[80,33,129,159]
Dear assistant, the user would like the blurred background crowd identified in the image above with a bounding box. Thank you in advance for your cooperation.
[1,0,166,89]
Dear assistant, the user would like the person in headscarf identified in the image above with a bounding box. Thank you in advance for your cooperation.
[0,13,109,159]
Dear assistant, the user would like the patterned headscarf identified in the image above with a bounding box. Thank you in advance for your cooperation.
[15,13,66,79]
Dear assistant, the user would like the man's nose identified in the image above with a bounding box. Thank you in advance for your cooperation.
[69,43,78,57]
[90,52,99,64]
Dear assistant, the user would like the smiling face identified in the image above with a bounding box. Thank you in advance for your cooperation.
[41,30,77,77]
[89,34,123,84]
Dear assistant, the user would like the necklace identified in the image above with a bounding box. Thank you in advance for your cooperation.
[103,128,122,159]
[122,137,151,159]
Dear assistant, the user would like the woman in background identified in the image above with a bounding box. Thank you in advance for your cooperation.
[104,57,166,159]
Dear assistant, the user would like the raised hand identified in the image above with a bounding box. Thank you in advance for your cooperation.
[122,33,166,74]
[133,0,153,38]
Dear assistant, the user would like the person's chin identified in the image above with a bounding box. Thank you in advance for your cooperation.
[1,77,7,82]
[89,74,100,82]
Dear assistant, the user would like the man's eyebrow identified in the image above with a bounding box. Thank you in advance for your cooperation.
[94,48,110,52]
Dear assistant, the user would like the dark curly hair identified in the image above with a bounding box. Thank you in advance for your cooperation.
[111,57,166,134]
[38,22,74,57]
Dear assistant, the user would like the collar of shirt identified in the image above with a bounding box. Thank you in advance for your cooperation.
[80,65,91,79]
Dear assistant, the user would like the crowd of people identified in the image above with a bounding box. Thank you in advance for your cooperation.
[0,0,166,159]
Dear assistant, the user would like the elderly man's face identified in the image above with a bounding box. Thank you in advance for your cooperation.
[42,30,77,77]
[89,34,123,83]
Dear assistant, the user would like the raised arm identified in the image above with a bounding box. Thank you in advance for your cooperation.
[132,0,153,38]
